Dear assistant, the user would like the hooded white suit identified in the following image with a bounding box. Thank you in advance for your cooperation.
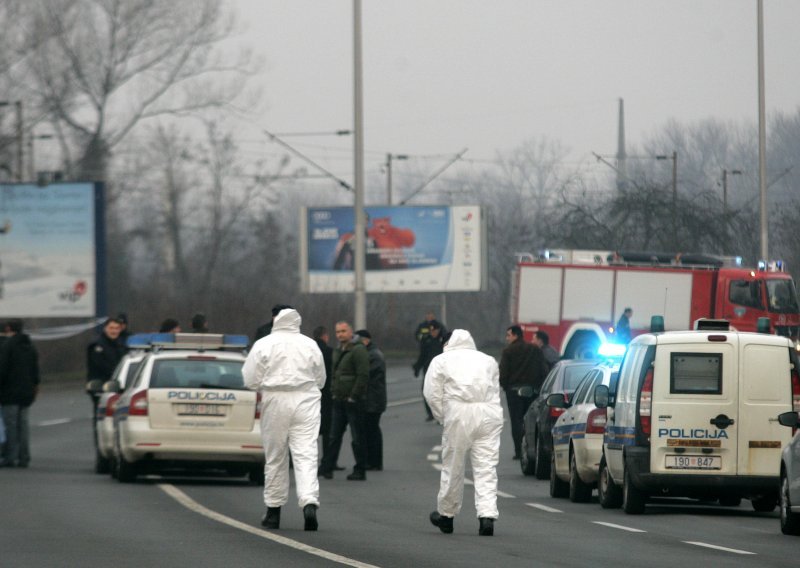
[423,329,503,519]
[243,309,325,509]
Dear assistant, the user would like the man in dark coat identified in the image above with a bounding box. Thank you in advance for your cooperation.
[356,330,386,471]
[499,325,547,460]
[0,319,40,468]
[86,317,126,444]
[414,321,444,421]
[313,325,334,462]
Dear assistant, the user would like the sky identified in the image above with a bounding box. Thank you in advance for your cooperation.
[228,0,800,191]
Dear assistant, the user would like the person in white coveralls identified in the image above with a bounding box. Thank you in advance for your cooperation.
[423,329,503,536]
[243,308,326,531]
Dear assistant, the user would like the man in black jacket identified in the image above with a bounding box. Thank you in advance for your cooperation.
[86,317,126,444]
[414,321,444,421]
[0,319,40,468]
[313,325,334,459]
[356,330,386,471]
[499,325,547,460]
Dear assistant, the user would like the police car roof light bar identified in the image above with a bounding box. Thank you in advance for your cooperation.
[126,333,249,351]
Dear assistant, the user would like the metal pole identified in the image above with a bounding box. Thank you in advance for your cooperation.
[722,169,728,219]
[386,153,392,205]
[671,151,677,209]
[757,0,769,260]
[353,0,367,330]
[15,101,23,181]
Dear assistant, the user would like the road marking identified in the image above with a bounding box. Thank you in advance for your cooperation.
[432,445,442,452]
[526,503,563,513]
[497,490,516,499]
[684,542,756,555]
[387,397,422,408]
[427,454,439,461]
[592,521,646,533]
[159,484,380,568]
[38,418,71,427]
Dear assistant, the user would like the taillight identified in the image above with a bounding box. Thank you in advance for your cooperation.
[255,392,262,419]
[106,393,121,418]
[586,407,607,434]
[639,367,654,437]
[549,406,565,418]
[129,390,149,416]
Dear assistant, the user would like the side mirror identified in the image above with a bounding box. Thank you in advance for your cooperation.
[546,393,567,409]
[777,411,800,429]
[85,379,104,394]
[594,385,610,409]
[103,380,122,394]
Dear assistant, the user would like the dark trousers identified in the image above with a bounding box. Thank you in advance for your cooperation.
[1,404,31,466]
[505,389,534,458]
[365,411,383,469]
[319,393,332,453]
[422,365,434,419]
[321,399,367,474]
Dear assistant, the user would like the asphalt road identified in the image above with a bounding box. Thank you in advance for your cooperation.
[1,361,797,567]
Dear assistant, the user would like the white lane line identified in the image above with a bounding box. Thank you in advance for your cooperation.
[684,542,756,555]
[426,454,439,461]
[38,418,72,427]
[159,484,380,568]
[525,503,563,513]
[497,490,516,499]
[593,521,646,533]
[432,445,442,452]
[387,397,422,408]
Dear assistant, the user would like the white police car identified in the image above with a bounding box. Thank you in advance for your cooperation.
[110,333,264,483]
[548,350,622,502]
[778,411,800,535]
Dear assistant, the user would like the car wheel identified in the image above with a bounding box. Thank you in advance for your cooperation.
[752,494,778,513]
[94,447,111,475]
[549,451,569,498]
[718,495,742,507]
[520,433,536,476]
[598,456,622,509]
[780,471,800,535]
[568,450,592,503]
[249,464,265,486]
[622,467,646,514]
[117,453,138,483]
[534,432,550,480]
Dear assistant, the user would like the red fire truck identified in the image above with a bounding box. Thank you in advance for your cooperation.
[510,249,800,358]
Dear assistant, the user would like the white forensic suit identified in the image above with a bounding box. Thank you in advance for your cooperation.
[243,309,326,509]
[423,329,503,519]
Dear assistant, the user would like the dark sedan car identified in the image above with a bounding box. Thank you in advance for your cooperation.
[520,359,597,478]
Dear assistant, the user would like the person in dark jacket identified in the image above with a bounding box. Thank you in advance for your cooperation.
[499,325,547,460]
[318,321,370,480]
[313,325,334,462]
[86,317,126,443]
[414,321,444,421]
[253,304,294,343]
[190,313,209,333]
[356,330,386,471]
[0,319,40,468]
[532,330,560,373]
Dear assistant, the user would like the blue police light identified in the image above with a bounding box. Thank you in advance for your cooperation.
[223,335,249,347]
[598,342,627,358]
[127,333,158,348]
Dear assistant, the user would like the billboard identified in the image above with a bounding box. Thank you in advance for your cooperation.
[0,182,104,317]
[300,205,486,293]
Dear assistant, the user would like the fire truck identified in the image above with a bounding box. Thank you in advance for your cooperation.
[510,249,800,358]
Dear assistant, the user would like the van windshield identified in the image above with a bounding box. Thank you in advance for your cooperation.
[766,278,799,314]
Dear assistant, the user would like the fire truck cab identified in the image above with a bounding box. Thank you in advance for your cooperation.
[510,250,800,358]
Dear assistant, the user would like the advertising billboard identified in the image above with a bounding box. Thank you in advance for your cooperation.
[301,205,485,293]
[0,182,104,317]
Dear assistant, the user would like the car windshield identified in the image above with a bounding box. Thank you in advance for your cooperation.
[563,363,596,391]
[766,278,799,314]
[150,359,245,389]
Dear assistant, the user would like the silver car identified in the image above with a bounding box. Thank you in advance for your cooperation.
[778,411,800,535]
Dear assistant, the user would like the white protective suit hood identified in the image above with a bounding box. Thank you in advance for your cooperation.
[443,329,476,352]
[271,309,301,333]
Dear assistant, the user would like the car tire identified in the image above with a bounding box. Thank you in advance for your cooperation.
[534,432,550,480]
[598,456,622,509]
[520,433,536,476]
[718,495,742,507]
[752,494,778,513]
[549,452,569,498]
[94,447,111,475]
[568,450,592,503]
[780,471,800,535]
[622,467,646,514]
[249,465,265,486]
[117,454,138,483]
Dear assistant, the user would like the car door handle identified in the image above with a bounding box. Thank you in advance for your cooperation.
[710,414,735,429]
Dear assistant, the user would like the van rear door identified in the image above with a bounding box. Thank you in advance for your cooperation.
[650,336,738,476]
[737,340,793,476]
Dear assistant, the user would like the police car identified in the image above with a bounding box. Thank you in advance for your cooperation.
[93,351,146,474]
[548,350,622,502]
[109,333,264,483]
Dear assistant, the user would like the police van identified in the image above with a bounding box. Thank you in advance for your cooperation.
[594,318,800,514]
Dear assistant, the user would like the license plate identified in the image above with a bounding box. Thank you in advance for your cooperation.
[175,403,225,416]
[665,455,721,470]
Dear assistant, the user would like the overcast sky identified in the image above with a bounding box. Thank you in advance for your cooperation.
[230,0,800,185]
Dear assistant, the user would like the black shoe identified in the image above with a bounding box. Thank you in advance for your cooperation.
[365,465,383,471]
[333,465,345,471]
[261,507,280,529]
[479,517,494,536]
[346,470,366,481]
[429,511,454,534]
[425,416,435,422]
[512,454,521,461]
[317,467,333,479]
[303,504,318,531]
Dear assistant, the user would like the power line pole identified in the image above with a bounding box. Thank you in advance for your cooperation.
[353,0,366,331]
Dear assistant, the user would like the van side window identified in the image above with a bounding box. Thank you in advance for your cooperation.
[729,279,763,309]
[670,353,722,394]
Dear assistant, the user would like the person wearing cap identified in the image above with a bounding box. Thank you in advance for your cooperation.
[86,317,126,461]
[243,308,325,531]
[356,329,386,471]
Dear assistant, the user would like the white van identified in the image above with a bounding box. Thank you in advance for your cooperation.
[594,322,800,514]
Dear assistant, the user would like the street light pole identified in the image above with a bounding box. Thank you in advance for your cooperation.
[757,0,769,260]
[353,0,366,330]
[385,153,408,205]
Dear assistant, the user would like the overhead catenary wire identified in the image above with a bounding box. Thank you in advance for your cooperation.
[263,128,353,192]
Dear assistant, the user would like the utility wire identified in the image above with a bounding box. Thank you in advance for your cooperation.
[264,128,352,192]
[399,148,468,205]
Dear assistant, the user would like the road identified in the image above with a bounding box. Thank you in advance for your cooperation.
[1,361,796,567]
